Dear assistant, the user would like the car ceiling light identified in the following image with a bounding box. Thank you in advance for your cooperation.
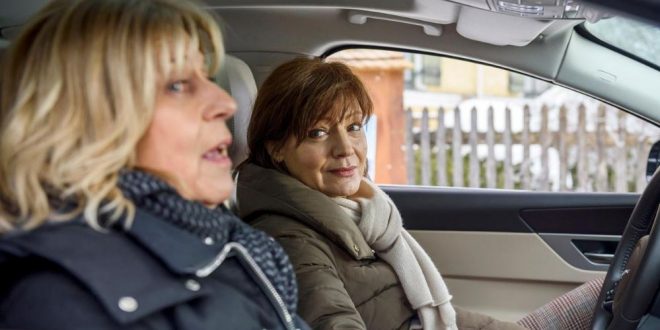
[497,1,544,16]
[488,0,588,19]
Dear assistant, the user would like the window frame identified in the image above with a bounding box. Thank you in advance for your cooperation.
[324,46,660,193]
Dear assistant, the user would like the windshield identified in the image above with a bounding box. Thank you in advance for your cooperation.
[585,16,660,68]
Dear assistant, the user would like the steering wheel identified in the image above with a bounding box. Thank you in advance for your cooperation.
[591,168,660,329]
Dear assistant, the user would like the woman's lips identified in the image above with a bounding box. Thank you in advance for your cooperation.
[202,144,232,167]
[329,166,357,177]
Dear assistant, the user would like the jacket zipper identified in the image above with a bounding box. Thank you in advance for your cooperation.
[195,242,296,330]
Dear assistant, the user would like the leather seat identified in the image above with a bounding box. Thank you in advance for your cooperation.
[215,55,257,167]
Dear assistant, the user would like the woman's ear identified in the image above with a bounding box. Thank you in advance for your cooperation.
[266,141,282,162]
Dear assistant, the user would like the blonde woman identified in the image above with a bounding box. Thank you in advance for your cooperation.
[0,1,307,329]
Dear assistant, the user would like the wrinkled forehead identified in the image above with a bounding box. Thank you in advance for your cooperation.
[314,93,365,126]
[157,39,211,76]
[153,22,221,79]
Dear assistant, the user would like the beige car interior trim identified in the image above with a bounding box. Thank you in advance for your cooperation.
[410,230,605,321]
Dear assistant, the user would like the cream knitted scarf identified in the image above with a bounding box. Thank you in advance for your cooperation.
[335,179,457,330]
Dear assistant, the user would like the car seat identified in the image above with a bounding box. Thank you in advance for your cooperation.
[216,54,257,167]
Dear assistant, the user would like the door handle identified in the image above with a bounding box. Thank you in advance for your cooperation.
[582,252,614,265]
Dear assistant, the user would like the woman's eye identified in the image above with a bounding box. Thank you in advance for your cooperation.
[308,129,328,138]
[167,80,188,93]
[348,123,362,132]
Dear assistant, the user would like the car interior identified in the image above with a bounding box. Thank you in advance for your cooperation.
[2,0,660,329]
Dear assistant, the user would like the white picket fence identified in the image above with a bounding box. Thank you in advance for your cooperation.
[404,103,660,192]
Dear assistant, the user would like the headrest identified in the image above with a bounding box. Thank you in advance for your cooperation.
[216,55,257,167]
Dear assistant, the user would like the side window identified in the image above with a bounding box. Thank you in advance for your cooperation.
[328,49,660,193]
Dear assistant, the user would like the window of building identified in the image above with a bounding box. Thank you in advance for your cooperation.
[421,55,442,87]
[508,72,525,96]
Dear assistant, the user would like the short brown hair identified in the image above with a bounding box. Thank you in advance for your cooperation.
[246,57,373,170]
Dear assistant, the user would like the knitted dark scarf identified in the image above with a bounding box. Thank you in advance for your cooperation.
[117,170,298,313]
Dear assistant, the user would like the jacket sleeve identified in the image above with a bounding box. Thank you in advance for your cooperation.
[253,217,367,330]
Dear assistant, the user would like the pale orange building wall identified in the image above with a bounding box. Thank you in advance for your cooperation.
[351,68,408,184]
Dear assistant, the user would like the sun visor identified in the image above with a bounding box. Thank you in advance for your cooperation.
[456,6,553,46]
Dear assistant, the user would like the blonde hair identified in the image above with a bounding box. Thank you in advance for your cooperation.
[0,0,224,233]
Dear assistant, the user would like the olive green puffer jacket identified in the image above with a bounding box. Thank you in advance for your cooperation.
[236,163,525,330]
[236,163,415,329]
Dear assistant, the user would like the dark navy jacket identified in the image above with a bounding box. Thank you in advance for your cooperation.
[0,209,309,330]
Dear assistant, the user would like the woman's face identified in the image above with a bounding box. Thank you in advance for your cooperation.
[276,106,367,198]
[136,52,236,206]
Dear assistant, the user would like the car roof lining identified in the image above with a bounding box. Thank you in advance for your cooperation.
[0,1,583,84]
[207,0,575,47]
[218,7,574,79]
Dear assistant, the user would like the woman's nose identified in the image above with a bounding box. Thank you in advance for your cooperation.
[203,82,237,121]
[332,130,355,158]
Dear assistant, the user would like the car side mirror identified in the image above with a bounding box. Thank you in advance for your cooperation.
[647,140,660,182]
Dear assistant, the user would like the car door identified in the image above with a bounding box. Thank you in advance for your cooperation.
[387,186,634,321]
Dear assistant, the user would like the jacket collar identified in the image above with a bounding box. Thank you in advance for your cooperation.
[236,163,374,260]
[0,210,226,324]
[128,208,223,273]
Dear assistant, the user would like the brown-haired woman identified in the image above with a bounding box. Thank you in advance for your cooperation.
[235,57,603,330]
[0,1,307,329]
